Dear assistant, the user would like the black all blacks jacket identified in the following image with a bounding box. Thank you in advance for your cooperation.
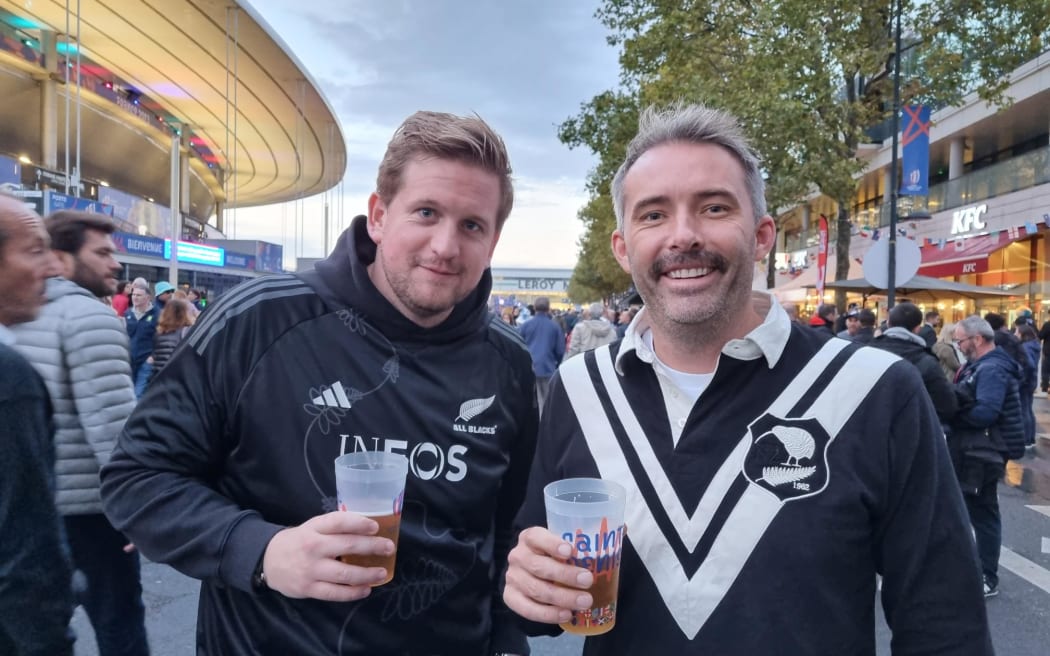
[101,216,538,655]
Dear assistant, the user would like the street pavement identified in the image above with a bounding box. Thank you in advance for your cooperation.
[72,402,1050,655]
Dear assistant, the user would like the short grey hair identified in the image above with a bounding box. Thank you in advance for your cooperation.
[587,302,604,320]
[611,103,767,231]
[956,314,995,341]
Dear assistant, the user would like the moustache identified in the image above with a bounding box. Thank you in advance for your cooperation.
[650,250,729,278]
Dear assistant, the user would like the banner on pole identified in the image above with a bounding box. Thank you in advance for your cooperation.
[816,214,829,299]
[900,105,931,196]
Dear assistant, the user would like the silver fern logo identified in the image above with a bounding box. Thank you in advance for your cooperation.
[453,395,498,435]
[743,414,833,502]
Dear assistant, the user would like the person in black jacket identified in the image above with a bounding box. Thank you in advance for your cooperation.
[149,297,194,384]
[0,194,73,655]
[100,111,537,655]
[870,302,958,423]
[949,315,1025,598]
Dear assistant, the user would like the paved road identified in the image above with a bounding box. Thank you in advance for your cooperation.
[72,400,1050,655]
[70,483,1050,656]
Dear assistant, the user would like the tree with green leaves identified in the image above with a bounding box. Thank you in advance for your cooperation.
[561,0,1048,305]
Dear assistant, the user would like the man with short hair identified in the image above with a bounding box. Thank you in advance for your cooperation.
[851,308,877,344]
[869,302,957,422]
[919,309,941,347]
[519,296,565,410]
[101,111,537,654]
[0,194,73,655]
[808,303,837,337]
[125,285,158,398]
[504,103,990,653]
[11,210,147,656]
[950,315,1025,598]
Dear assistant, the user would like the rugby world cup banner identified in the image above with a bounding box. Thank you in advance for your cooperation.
[900,105,931,196]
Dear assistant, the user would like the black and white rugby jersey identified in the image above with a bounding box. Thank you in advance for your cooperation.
[516,319,992,655]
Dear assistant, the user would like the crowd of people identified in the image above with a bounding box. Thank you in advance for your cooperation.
[786,297,1038,599]
[1,103,1039,655]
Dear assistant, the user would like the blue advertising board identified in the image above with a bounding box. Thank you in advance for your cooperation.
[224,251,256,270]
[164,240,225,267]
[256,242,284,273]
[45,191,115,216]
[113,232,166,258]
[0,154,20,189]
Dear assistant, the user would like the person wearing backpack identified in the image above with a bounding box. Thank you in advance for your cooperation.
[949,315,1025,599]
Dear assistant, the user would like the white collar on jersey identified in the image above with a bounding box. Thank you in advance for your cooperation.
[615,290,792,375]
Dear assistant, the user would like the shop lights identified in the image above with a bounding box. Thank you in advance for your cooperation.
[99,180,109,187]
[18,155,31,164]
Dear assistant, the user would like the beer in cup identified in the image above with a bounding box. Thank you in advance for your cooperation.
[544,478,626,636]
[334,451,409,586]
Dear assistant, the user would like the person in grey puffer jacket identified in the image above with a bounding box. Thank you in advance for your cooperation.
[11,211,149,656]
[564,302,617,361]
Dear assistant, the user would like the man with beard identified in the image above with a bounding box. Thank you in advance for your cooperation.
[11,211,147,656]
[101,111,536,655]
[503,104,990,654]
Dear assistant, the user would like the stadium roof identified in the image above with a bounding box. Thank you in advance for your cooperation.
[0,0,345,211]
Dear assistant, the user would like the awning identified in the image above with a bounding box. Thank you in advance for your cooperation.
[824,274,1018,300]
[918,228,1032,277]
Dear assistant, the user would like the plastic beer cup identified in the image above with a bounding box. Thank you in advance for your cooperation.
[334,451,408,586]
[544,478,626,636]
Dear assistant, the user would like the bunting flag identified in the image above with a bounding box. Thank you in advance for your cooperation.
[1025,221,1038,234]
[872,229,881,241]
[897,228,908,237]
[859,227,870,238]
[938,238,946,249]
[954,238,966,251]
[1043,213,1050,228]
[1008,225,1020,240]
[992,230,1002,244]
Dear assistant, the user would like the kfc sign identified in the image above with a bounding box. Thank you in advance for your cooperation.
[950,204,988,235]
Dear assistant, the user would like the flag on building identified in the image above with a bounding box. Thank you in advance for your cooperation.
[1008,225,1020,240]
[900,105,931,196]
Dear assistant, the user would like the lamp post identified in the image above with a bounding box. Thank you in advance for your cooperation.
[886,0,904,310]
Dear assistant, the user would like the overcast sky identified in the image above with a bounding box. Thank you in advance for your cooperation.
[237,0,621,270]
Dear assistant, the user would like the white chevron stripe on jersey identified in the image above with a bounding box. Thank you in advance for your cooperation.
[590,338,849,549]
[562,340,897,639]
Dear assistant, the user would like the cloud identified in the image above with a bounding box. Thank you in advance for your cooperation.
[237,0,621,269]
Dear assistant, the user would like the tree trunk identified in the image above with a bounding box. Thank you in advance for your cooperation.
[834,203,852,311]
